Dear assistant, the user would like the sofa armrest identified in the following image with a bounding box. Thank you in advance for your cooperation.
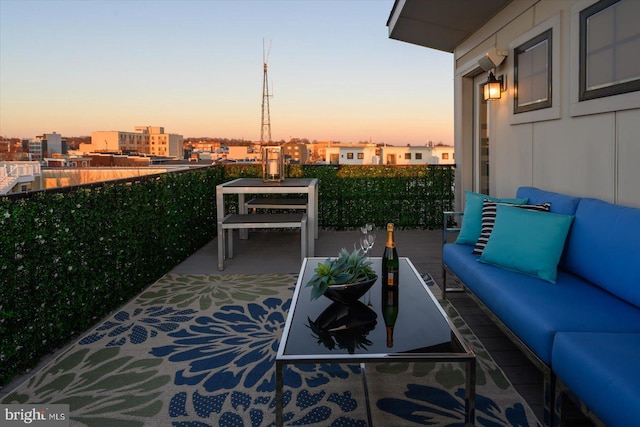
[443,211,463,245]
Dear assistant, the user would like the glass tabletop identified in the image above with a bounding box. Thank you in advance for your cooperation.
[280,257,468,358]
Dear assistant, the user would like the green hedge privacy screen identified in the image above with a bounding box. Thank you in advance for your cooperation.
[0,164,454,385]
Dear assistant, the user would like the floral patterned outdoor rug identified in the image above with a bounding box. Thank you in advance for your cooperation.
[3,274,540,426]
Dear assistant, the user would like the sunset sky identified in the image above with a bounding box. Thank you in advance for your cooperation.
[0,0,454,146]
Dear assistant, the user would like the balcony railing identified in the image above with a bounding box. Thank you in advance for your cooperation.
[0,164,454,386]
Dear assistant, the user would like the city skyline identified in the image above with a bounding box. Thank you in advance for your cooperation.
[0,0,454,146]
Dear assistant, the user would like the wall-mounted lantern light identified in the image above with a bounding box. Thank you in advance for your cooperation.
[483,71,505,101]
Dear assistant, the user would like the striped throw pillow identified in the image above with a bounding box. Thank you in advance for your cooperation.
[472,199,552,255]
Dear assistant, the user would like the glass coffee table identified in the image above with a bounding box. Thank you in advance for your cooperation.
[276,257,476,426]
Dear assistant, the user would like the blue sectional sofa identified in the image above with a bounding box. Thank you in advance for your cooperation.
[442,187,640,426]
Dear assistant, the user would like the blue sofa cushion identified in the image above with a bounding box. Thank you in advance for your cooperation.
[472,200,551,255]
[516,187,580,216]
[455,190,527,245]
[564,198,640,308]
[478,205,574,283]
[443,243,640,364]
[553,332,640,427]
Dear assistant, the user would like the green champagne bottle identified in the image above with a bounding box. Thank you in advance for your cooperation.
[381,223,399,347]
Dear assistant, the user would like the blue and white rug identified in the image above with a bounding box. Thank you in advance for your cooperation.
[3,274,540,426]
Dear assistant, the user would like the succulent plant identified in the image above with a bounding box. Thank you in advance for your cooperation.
[306,248,377,300]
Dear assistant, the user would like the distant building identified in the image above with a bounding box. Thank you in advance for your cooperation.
[0,161,42,194]
[81,126,183,158]
[325,144,379,165]
[324,144,439,165]
[306,141,333,164]
[84,153,151,167]
[226,145,260,162]
[282,141,309,164]
[25,132,67,160]
[430,145,455,165]
[189,140,221,153]
[44,156,92,168]
[379,145,435,165]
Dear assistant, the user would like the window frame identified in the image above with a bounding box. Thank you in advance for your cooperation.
[514,29,553,114]
[509,14,561,124]
[579,0,640,101]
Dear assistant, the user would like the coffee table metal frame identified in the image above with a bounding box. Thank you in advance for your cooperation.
[276,257,476,426]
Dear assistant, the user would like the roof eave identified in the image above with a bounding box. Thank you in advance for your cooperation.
[387,0,513,53]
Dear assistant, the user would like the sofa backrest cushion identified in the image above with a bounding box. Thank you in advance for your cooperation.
[456,190,528,245]
[564,198,640,308]
[516,187,580,216]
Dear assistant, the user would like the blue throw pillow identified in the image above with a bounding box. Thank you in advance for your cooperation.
[472,200,552,255]
[478,205,574,283]
[455,191,528,245]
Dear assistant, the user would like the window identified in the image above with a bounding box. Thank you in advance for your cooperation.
[514,29,552,113]
[415,153,422,160]
[347,152,354,159]
[442,153,449,160]
[579,0,640,100]
[357,153,364,159]
[404,153,411,160]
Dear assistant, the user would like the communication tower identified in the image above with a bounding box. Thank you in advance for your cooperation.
[260,40,272,144]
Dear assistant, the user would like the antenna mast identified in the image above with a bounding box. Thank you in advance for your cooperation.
[260,39,272,144]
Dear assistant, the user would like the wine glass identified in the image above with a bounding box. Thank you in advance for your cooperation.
[359,223,376,256]
[366,223,376,254]
[359,223,376,306]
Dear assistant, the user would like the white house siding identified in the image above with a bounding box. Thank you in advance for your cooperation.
[453,0,640,208]
[618,109,640,207]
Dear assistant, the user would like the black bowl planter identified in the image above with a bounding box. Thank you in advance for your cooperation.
[323,276,377,305]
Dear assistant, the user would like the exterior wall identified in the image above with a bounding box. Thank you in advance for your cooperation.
[453,0,640,208]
